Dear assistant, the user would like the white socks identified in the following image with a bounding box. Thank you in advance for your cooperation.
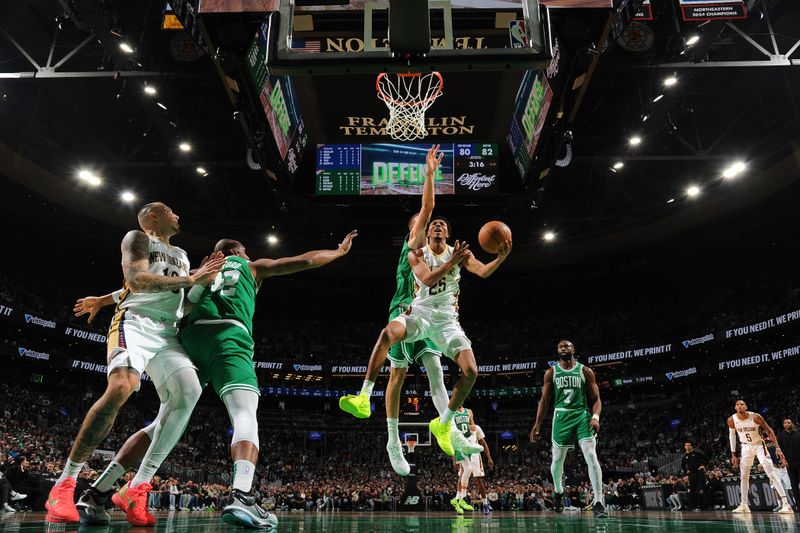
[551,444,568,494]
[440,407,456,425]
[232,460,256,492]
[387,418,400,444]
[361,380,375,397]
[57,459,85,483]
[580,438,605,505]
[92,461,126,492]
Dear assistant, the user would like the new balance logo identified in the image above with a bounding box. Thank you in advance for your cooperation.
[404,496,420,505]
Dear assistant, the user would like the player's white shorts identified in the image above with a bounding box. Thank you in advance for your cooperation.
[391,306,471,360]
[459,454,485,478]
[739,443,772,473]
[107,310,195,391]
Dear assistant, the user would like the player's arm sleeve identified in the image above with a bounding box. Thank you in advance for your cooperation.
[729,428,737,452]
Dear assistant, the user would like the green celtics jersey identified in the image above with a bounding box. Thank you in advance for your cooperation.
[552,362,586,410]
[388,236,413,314]
[454,408,471,438]
[186,255,258,336]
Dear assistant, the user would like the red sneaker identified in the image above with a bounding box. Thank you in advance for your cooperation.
[45,478,79,523]
[116,481,156,526]
[111,483,128,513]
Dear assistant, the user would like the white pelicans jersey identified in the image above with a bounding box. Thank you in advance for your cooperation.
[118,234,190,322]
[733,411,763,446]
[411,244,461,313]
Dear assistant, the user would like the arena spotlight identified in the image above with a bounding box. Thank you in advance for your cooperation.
[121,191,135,203]
[686,185,700,197]
[663,76,678,87]
[157,102,167,110]
[179,142,192,152]
[267,234,279,245]
[119,42,134,54]
[87,175,102,187]
[667,198,675,204]
[629,136,642,146]
[723,161,746,179]
[78,169,92,180]
[653,94,664,103]
[144,85,157,96]
[686,35,700,46]
[543,231,555,242]
[196,166,208,176]
[613,161,624,170]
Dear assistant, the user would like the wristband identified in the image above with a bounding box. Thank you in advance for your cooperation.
[591,414,600,422]
[187,285,206,303]
[111,290,124,303]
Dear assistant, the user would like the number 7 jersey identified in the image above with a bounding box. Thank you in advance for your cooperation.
[411,244,461,313]
[184,255,258,337]
[552,362,587,410]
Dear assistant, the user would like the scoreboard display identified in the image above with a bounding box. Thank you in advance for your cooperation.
[316,143,498,195]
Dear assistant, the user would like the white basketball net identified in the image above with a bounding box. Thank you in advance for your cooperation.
[376,72,444,142]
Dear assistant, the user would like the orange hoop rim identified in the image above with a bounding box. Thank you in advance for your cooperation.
[376,71,444,108]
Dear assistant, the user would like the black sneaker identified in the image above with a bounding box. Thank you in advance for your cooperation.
[553,493,564,513]
[222,489,278,529]
[593,502,609,518]
[76,486,114,525]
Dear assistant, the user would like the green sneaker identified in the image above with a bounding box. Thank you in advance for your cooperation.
[429,417,455,456]
[450,498,464,515]
[459,499,475,511]
[339,393,371,419]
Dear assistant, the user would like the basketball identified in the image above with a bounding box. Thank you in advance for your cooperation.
[478,221,512,254]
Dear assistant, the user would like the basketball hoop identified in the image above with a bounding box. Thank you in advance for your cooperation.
[376,72,443,142]
[405,439,418,454]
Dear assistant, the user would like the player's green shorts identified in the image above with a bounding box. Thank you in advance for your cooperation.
[387,306,441,368]
[551,408,595,448]
[179,322,259,398]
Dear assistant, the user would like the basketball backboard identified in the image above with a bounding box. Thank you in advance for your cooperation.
[263,0,561,75]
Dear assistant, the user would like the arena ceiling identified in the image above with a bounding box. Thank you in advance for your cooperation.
[1,0,799,269]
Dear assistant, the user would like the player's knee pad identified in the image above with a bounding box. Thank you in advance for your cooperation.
[579,439,599,464]
[165,367,202,410]
[142,419,159,439]
[223,389,260,449]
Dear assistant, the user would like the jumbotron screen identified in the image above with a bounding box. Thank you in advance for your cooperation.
[315,143,498,195]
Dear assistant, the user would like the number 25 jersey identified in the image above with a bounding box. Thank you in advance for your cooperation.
[410,245,461,313]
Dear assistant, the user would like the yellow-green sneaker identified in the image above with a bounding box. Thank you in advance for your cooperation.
[338,393,371,419]
[450,497,464,515]
[429,417,454,456]
[459,499,475,511]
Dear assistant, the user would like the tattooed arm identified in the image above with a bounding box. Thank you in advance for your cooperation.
[121,230,223,292]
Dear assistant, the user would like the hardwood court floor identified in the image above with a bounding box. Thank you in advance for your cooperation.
[2,509,798,532]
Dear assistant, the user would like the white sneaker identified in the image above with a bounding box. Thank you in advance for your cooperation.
[2,503,15,513]
[450,430,484,455]
[222,490,278,529]
[778,503,794,514]
[386,441,410,476]
[9,491,25,502]
[732,504,750,513]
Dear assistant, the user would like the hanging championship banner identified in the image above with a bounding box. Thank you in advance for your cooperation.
[679,0,746,21]
[635,0,654,20]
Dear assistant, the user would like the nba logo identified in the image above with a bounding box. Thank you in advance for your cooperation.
[509,20,528,49]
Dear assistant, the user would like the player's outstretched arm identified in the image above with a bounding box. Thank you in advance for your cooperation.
[408,240,468,287]
[408,145,443,249]
[74,289,126,323]
[463,240,512,279]
[253,230,357,281]
[530,368,553,442]
[122,230,225,293]
[584,366,602,433]
[754,414,786,464]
